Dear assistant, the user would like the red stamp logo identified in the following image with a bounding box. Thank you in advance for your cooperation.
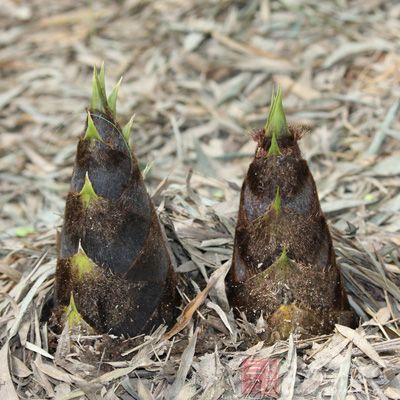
[241,358,280,398]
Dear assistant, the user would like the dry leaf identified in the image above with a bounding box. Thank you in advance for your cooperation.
[164,261,230,340]
[335,325,386,368]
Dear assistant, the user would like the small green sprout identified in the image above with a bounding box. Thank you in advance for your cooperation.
[272,186,281,214]
[79,172,99,208]
[122,114,135,143]
[66,292,82,327]
[89,62,122,116]
[265,87,290,156]
[71,242,96,279]
[277,247,289,265]
[83,112,103,142]
[107,77,122,115]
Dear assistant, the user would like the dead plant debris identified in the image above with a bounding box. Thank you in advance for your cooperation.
[0,0,399,399]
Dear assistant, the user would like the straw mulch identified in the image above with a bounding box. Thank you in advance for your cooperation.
[1,1,399,399]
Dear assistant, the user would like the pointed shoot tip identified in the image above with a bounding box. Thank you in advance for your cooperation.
[79,172,99,208]
[84,112,103,142]
[71,242,95,279]
[107,76,122,115]
[267,133,281,156]
[98,62,106,94]
[94,62,108,111]
[264,86,289,139]
[122,114,135,143]
[272,186,281,213]
[66,292,82,327]
[90,66,101,110]
[278,247,289,264]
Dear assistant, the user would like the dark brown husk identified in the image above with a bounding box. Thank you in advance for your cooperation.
[228,98,356,341]
[55,72,177,336]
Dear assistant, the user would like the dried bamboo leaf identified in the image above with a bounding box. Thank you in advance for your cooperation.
[136,379,155,400]
[335,325,386,368]
[11,355,32,378]
[280,335,297,400]
[323,40,393,68]
[0,341,19,400]
[330,343,352,400]
[25,341,54,360]
[169,329,198,399]
[164,261,230,340]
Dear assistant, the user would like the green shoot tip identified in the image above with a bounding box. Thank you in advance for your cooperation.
[107,76,122,115]
[66,292,82,328]
[71,241,96,279]
[84,112,103,142]
[98,62,105,94]
[91,62,108,112]
[90,66,101,110]
[79,172,99,208]
[278,247,289,264]
[122,114,135,142]
[264,86,289,140]
[267,132,281,156]
[89,62,123,115]
[272,186,281,213]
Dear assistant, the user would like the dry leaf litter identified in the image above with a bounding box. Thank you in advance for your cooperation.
[0,1,399,399]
